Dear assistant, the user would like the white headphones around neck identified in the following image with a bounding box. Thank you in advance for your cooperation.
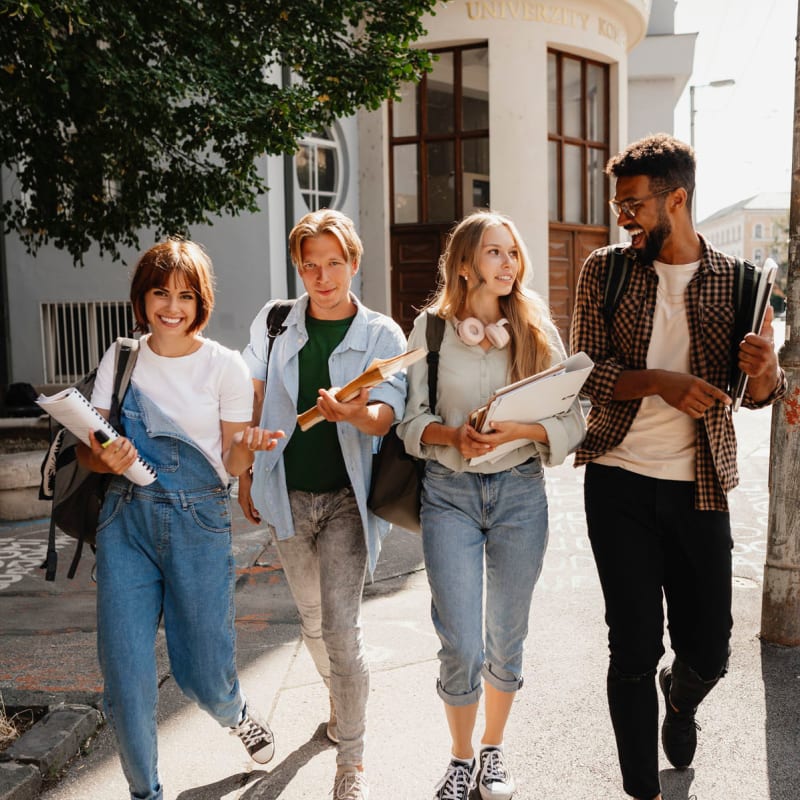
[456,317,511,348]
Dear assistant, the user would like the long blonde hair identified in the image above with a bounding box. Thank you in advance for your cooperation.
[426,211,553,382]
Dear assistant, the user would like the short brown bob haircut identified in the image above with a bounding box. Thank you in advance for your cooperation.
[130,239,215,334]
[288,209,364,270]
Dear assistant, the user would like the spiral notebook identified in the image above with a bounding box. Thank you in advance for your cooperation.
[36,387,158,486]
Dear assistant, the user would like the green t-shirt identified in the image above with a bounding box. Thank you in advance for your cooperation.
[283,313,354,492]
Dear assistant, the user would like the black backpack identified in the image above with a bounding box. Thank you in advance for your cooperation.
[602,246,760,393]
[39,338,139,581]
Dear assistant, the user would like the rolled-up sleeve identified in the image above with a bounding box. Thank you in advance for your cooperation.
[396,313,441,459]
[242,303,269,382]
[534,321,587,466]
[362,323,408,423]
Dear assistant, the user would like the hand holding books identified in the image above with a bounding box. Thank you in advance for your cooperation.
[297,348,426,431]
[37,387,157,486]
[731,258,779,411]
[467,351,593,466]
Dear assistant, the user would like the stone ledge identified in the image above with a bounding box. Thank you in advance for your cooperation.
[0,453,50,521]
[0,705,102,782]
[0,761,41,800]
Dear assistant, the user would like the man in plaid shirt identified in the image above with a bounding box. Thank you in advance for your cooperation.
[570,134,785,800]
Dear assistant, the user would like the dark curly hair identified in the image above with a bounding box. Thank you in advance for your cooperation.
[606,133,696,212]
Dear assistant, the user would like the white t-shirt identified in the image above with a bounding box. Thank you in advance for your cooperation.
[91,335,253,483]
[597,260,700,481]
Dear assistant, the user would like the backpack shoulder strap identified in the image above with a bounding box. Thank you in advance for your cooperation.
[603,245,633,325]
[266,300,295,362]
[425,311,446,415]
[732,257,757,319]
[110,337,140,430]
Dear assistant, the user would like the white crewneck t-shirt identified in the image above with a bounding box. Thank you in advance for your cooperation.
[596,260,700,481]
[91,335,253,484]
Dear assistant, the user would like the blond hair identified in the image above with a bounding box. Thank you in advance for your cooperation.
[288,209,364,269]
[427,211,552,381]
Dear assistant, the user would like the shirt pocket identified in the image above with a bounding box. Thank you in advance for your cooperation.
[699,303,736,382]
[609,290,646,358]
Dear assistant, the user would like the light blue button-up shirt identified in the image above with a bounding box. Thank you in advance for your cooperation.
[242,293,408,575]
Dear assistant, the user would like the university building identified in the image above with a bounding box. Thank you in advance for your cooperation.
[0,0,695,388]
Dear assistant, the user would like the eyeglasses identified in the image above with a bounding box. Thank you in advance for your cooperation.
[608,187,677,219]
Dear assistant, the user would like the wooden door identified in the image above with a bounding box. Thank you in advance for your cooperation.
[390,225,451,333]
[549,223,608,342]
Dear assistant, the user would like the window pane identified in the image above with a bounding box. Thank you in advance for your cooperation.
[586,63,606,142]
[562,57,582,139]
[548,139,559,220]
[317,146,336,193]
[563,143,583,222]
[427,140,455,222]
[462,47,489,131]
[296,145,311,190]
[392,81,418,138]
[587,147,605,224]
[393,144,419,224]
[463,138,490,211]
[426,52,454,135]
[547,52,558,134]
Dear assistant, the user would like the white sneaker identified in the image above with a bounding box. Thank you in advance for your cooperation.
[230,706,275,764]
[327,694,339,743]
[433,758,478,800]
[478,747,516,800]
[332,768,369,799]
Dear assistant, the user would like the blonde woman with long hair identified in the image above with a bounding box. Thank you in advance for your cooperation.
[398,211,585,800]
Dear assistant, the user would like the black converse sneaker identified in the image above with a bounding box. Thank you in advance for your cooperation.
[478,746,516,799]
[433,758,478,800]
[230,706,275,764]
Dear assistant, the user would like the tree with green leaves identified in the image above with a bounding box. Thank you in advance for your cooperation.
[0,0,435,263]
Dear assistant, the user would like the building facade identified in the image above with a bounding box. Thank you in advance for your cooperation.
[697,192,789,267]
[1,0,695,389]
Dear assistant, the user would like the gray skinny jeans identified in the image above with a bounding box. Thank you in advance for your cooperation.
[272,487,369,767]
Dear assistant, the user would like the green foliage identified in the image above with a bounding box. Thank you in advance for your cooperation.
[0,0,435,263]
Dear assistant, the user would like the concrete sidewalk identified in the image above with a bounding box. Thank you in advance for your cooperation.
[2,400,799,799]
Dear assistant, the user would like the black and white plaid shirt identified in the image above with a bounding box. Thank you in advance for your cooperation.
[570,235,786,511]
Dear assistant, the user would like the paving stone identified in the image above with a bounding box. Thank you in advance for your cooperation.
[0,761,41,800]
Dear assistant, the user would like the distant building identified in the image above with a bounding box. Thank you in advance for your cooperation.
[697,192,789,267]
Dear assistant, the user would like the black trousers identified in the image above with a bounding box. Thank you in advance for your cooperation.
[584,463,733,799]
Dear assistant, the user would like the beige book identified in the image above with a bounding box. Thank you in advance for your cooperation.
[297,348,426,431]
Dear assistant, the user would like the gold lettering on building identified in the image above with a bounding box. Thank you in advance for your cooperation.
[465,1,590,29]
[598,16,625,45]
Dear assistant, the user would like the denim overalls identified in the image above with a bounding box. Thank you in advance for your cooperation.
[95,384,244,800]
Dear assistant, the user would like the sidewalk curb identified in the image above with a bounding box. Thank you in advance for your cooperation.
[0,705,102,800]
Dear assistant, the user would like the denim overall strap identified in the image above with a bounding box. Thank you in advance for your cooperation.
[116,383,225,495]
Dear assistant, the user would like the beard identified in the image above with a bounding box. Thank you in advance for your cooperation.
[634,207,671,263]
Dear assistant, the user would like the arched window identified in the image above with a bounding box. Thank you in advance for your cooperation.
[754,223,763,239]
[296,129,341,210]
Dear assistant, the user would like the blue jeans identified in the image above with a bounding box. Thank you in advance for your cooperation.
[272,487,368,767]
[421,458,549,706]
[95,387,245,800]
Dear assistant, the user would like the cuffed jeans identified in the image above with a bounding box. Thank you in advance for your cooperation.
[273,487,368,767]
[585,463,732,799]
[421,458,549,706]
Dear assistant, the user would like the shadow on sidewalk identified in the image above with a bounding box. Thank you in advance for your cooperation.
[761,641,800,800]
[659,766,695,799]
[175,725,333,799]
